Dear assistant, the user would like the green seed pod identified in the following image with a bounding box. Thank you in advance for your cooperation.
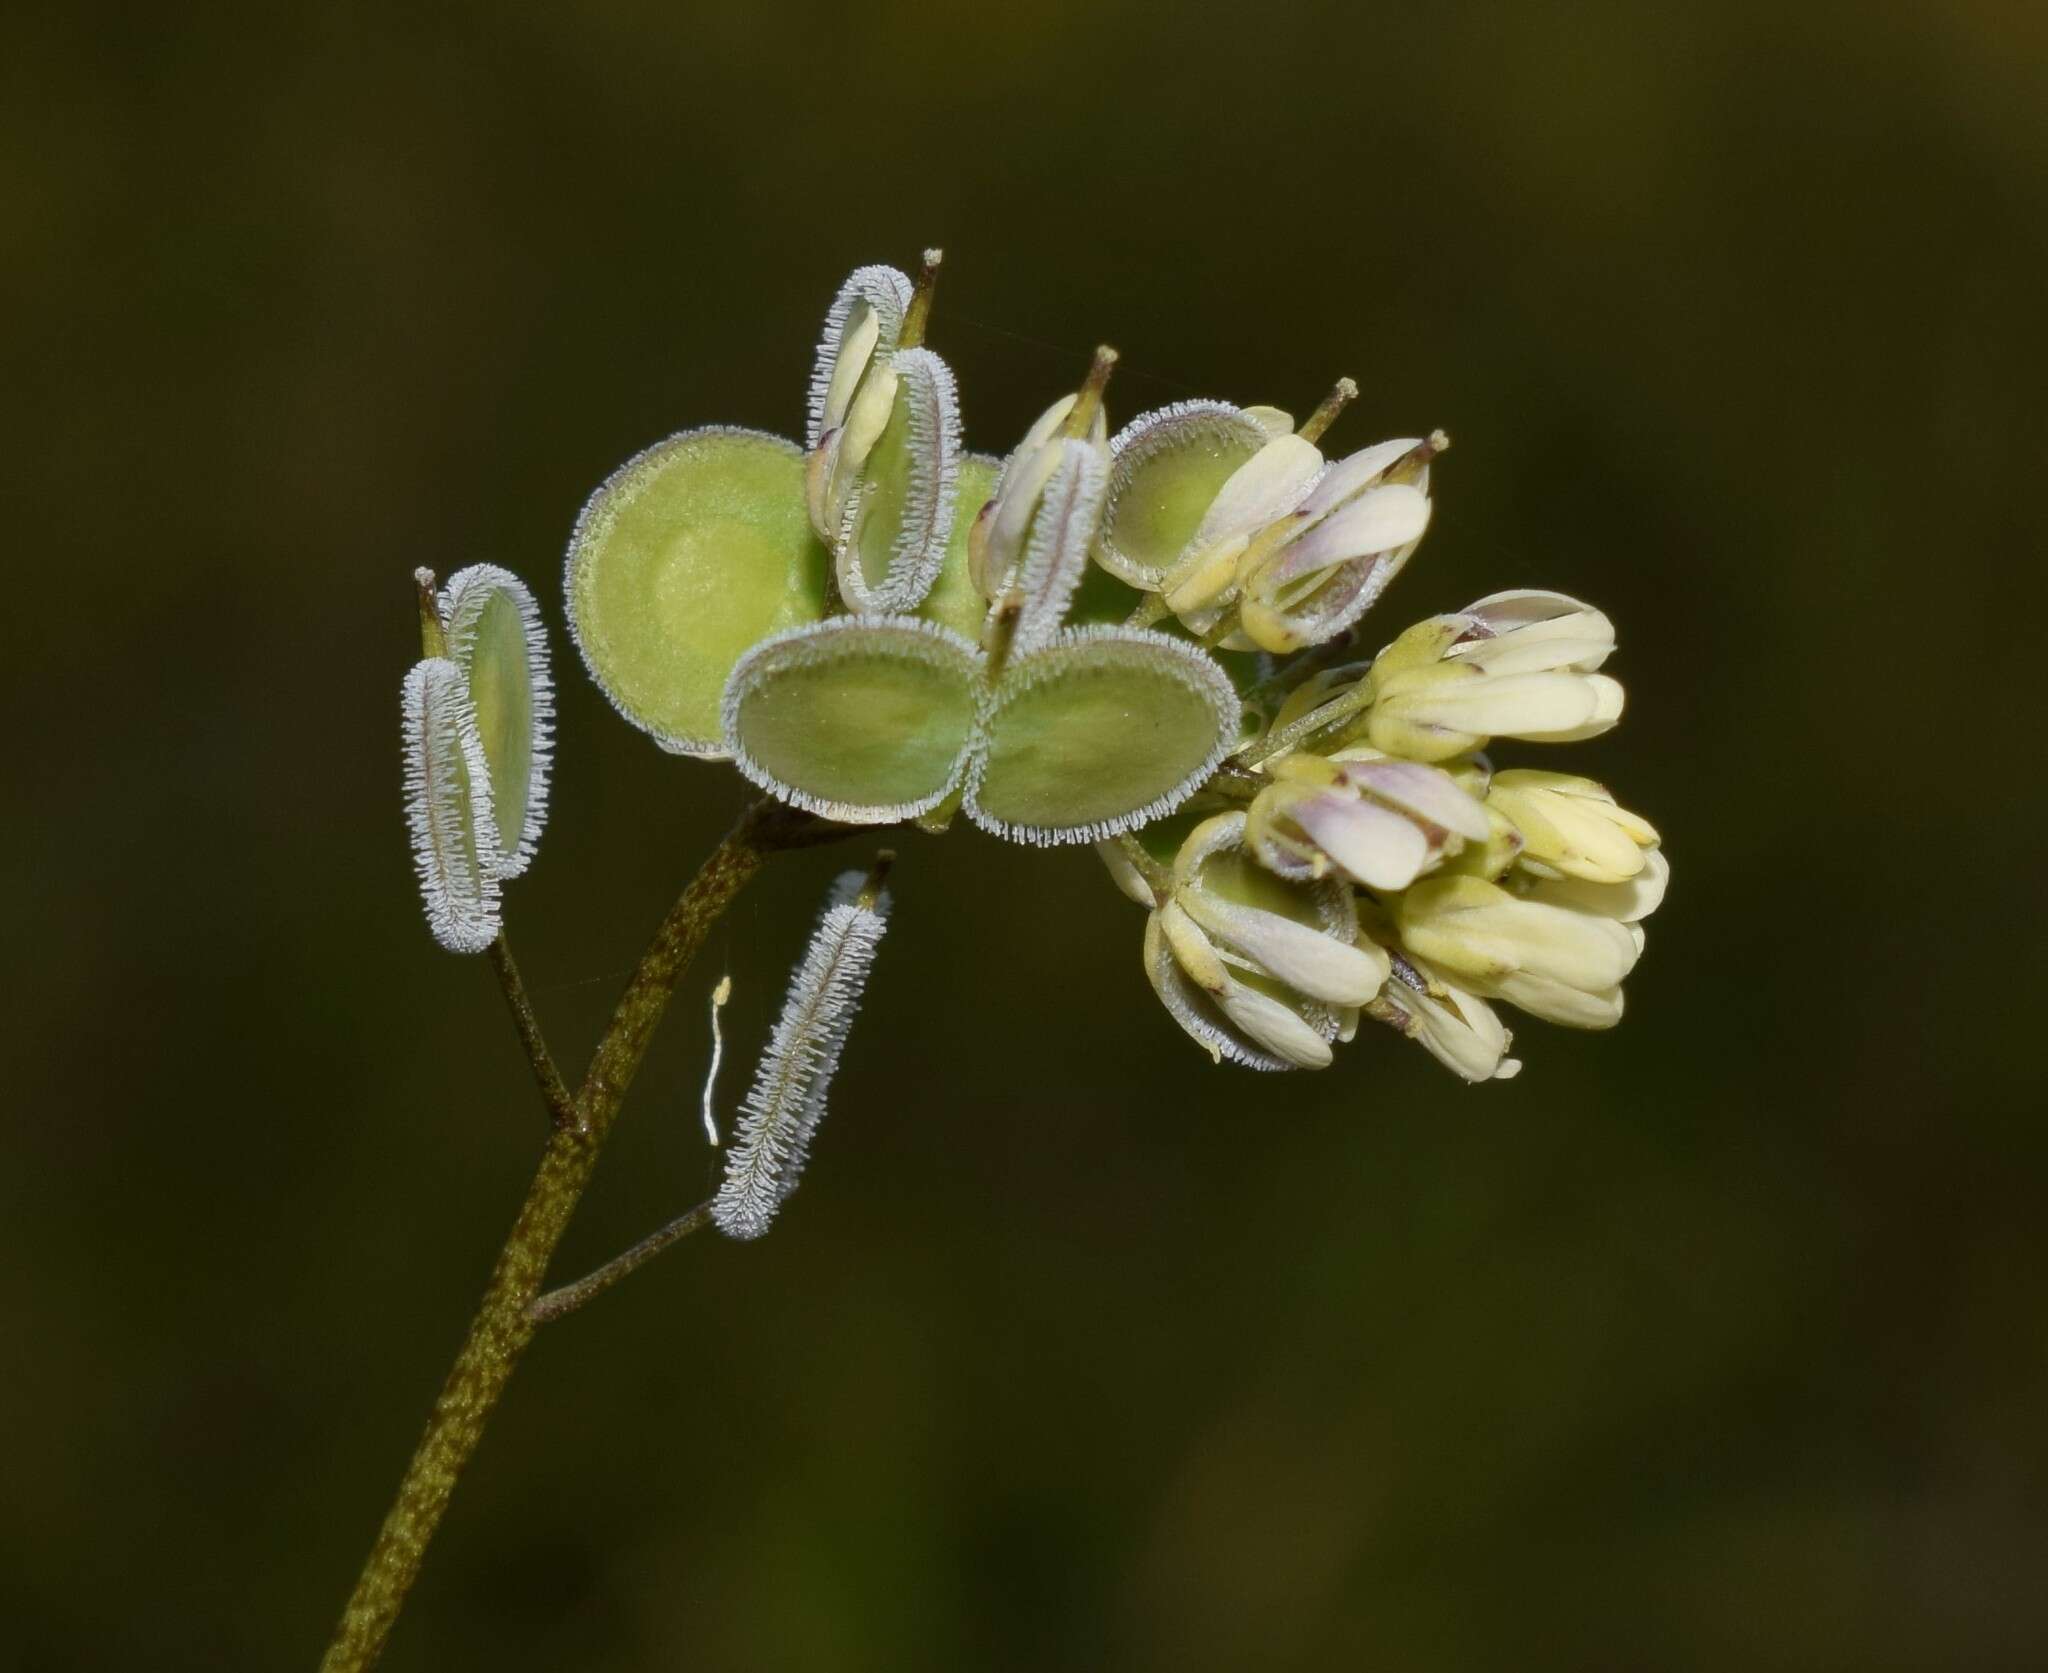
[832,345,962,615]
[439,564,552,878]
[965,626,1240,845]
[805,264,913,537]
[564,426,829,758]
[723,616,981,822]
[914,452,1002,641]
[1095,401,1270,591]
[401,657,502,954]
[996,440,1109,656]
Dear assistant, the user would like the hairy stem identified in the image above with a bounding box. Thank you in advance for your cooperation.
[318,799,835,1672]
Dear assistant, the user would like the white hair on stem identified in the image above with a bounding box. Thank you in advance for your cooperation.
[401,657,502,954]
[713,871,892,1240]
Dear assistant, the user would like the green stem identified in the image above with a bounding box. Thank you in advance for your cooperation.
[488,932,577,1130]
[527,1201,713,1326]
[318,799,835,1672]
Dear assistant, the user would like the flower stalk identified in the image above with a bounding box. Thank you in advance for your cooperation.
[319,798,845,1673]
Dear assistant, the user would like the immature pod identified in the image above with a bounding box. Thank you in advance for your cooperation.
[965,626,1240,846]
[805,264,914,532]
[1143,812,1387,1070]
[968,349,1115,608]
[993,440,1109,656]
[1095,400,1274,593]
[565,427,829,757]
[913,452,1003,641]
[439,564,553,878]
[831,345,962,615]
[723,616,982,822]
[714,870,891,1241]
[400,658,502,954]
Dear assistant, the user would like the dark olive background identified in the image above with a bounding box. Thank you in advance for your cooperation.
[6,2,2045,1668]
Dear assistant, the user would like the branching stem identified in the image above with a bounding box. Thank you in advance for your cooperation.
[318,798,849,1673]
[528,1201,713,1326]
[488,932,577,1131]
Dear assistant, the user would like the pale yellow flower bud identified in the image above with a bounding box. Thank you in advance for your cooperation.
[1486,769,1659,884]
[1393,874,1639,1029]
[1362,595,1625,761]
[1509,846,1669,923]
[1246,750,1488,890]
[1372,956,1522,1082]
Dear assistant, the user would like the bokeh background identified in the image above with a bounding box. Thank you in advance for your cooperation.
[7,1,2046,1667]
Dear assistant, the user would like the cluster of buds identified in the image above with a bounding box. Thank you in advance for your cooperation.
[1127,585,1664,1080]
[408,250,1665,1092]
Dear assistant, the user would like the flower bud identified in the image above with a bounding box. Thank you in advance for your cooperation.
[1371,954,1521,1082]
[1392,873,1639,1029]
[1246,750,1488,890]
[1509,845,1669,923]
[1363,599,1625,762]
[1144,813,1388,1070]
[1485,769,1659,884]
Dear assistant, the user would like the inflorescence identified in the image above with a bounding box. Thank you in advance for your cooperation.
[403,250,1667,1109]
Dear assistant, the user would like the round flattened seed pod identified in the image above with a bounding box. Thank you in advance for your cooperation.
[965,626,1240,846]
[915,452,1002,641]
[722,616,983,823]
[440,564,553,879]
[564,426,830,758]
[401,657,502,954]
[1096,401,1271,590]
[833,345,961,616]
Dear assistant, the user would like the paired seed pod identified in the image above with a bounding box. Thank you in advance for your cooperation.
[401,566,553,952]
[567,289,1245,846]
[724,350,1241,844]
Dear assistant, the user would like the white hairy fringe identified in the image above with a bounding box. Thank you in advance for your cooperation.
[1142,812,1352,1070]
[805,266,913,448]
[1099,399,1266,588]
[721,615,982,823]
[1008,442,1108,655]
[962,625,1243,847]
[835,348,962,616]
[401,658,502,955]
[877,348,961,614]
[563,424,801,760]
[714,876,892,1239]
[1143,912,1293,1072]
[440,563,555,879]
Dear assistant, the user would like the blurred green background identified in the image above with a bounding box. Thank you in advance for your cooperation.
[6,1,2046,1667]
